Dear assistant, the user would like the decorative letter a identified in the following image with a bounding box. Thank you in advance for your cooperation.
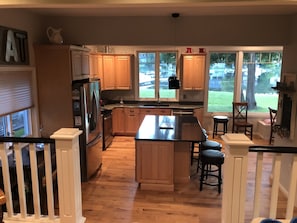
[5,30,19,62]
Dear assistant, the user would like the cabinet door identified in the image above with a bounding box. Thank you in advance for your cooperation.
[102,55,115,90]
[139,109,155,124]
[97,55,104,87]
[89,53,98,78]
[136,141,174,185]
[71,51,82,80]
[71,50,90,80]
[112,107,125,134]
[125,108,140,134]
[154,109,172,116]
[182,54,205,90]
[115,55,131,89]
[81,52,90,75]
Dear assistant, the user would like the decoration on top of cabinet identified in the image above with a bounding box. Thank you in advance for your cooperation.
[168,75,180,89]
[0,26,29,65]
[46,26,63,44]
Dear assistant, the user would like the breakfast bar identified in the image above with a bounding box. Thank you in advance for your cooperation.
[135,115,206,191]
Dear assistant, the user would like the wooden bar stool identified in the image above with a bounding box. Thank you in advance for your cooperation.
[199,149,225,193]
[213,115,229,138]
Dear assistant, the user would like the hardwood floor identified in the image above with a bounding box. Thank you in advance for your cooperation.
[81,135,291,223]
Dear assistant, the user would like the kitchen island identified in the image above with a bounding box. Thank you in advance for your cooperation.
[135,115,206,191]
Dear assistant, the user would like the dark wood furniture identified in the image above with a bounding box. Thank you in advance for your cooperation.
[268,107,278,144]
[213,115,229,138]
[232,102,253,139]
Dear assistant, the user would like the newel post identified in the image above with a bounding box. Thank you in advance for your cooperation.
[50,128,86,223]
[221,133,254,223]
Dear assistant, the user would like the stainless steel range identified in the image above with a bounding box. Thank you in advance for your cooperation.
[101,108,113,150]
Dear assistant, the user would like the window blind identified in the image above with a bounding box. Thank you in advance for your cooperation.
[0,69,33,116]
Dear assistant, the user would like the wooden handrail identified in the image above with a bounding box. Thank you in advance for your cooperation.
[249,145,297,154]
[0,137,54,144]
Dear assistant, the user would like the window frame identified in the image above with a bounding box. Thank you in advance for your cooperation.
[136,50,179,102]
[205,46,283,117]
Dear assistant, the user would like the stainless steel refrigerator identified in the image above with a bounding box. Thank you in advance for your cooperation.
[72,79,102,182]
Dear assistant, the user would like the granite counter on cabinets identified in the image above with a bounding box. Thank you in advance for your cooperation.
[135,115,207,191]
[135,115,206,142]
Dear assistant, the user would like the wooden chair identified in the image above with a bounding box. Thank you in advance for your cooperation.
[232,102,253,139]
[268,107,278,144]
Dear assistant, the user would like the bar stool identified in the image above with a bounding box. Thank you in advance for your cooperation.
[199,149,225,193]
[213,115,229,138]
[191,129,208,165]
[197,140,222,172]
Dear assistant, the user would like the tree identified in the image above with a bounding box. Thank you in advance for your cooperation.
[245,53,257,109]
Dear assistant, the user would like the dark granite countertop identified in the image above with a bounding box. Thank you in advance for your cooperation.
[135,115,207,142]
[102,102,203,110]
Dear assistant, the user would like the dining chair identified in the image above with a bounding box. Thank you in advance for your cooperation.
[232,102,253,139]
[268,107,278,144]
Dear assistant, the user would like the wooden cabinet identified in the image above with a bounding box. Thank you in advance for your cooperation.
[125,108,140,134]
[112,107,125,135]
[139,108,155,123]
[102,55,115,90]
[182,54,206,90]
[112,107,172,136]
[139,108,172,124]
[71,49,90,80]
[97,54,104,84]
[101,54,133,90]
[112,107,140,135]
[89,53,98,78]
[136,140,174,190]
[115,55,132,89]
[34,44,90,136]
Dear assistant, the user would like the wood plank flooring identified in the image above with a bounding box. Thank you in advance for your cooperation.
[81,135,293,223]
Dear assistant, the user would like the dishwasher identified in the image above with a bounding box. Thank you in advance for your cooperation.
[101,109,113,150]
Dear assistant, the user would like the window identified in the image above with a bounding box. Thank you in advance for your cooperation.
[0,109,32,137]
[0,68,34,138]
[138,51,178,101]
[207,48,282,113]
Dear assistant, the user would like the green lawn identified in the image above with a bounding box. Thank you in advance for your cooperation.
[139,88,278,113]
[208,91,279,113]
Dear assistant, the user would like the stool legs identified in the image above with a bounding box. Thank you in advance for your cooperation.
[200,163,223,194]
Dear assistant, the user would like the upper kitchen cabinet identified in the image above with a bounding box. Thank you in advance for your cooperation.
[102,55,115,90]
[89,53,99,79]
[182,54,206,90]
[115,55,132,89]
[101,54,133,90]
[71,49,91,80]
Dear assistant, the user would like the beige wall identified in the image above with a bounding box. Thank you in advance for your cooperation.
[0,9,44,66]
[40,15,289,46]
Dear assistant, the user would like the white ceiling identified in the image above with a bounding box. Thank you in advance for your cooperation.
[4,1,297,17]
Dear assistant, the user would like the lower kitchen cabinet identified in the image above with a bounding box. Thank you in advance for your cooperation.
[135,140,174,188]
[112,107,140,135]
[113,107,172,136]
[125,108,140,135]
[112,107,125,135]
[139,108,172,124]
